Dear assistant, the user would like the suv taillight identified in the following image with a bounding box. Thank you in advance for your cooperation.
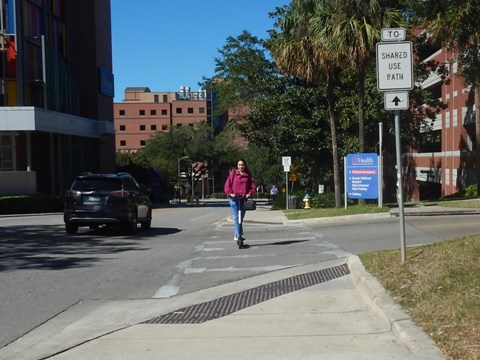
[65,190,81,197]
[109,190,130,198]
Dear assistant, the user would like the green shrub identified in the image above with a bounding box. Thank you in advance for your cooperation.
[312,193,337,208]
[464,184,477,198]
[0,195,64,215]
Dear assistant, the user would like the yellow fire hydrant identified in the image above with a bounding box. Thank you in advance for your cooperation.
[303,193,312,209]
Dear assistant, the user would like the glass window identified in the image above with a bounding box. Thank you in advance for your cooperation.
[119,109,125,115]
[0,134,14,170]
[176,108,182,114]
[140,140,146,146]
[162,125,168,130]
[188,108,194,114]
[163,94,168,102]
[140,125,146,131]
[150,109,156,115]
[199,107,205,113]
[151,125,157,131]
[161,109,167,115]
[154,95,159,102]
[120,140,126,146]
[119,125,126,131]
[139,110,145,116]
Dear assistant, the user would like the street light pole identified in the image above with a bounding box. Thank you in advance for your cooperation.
[177,156,189,203]
[191,161,195,205]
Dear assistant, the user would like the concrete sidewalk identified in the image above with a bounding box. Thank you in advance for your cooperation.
[0,204,447,360]
[1,258,443,360]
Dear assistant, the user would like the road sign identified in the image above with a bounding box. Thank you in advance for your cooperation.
[282,156,291,166]
[346,153,379,199]
[376,41,413,91]
[384,91,409,110]
[381,28,406,41]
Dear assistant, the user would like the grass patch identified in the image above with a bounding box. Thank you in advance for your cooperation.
[435,199,480,208]
[284,205,389,220]
[360,237,480,360]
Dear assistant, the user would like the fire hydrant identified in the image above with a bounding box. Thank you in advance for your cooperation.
[303,193,312,209]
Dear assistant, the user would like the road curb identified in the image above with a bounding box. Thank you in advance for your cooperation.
[348,256,444,359]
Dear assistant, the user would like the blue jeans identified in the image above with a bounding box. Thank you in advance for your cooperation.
[229,197,245,238]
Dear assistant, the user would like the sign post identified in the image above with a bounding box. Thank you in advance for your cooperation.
[376,28,412,263]
[282,156,291,209]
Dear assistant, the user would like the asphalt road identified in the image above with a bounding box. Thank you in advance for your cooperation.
[1,206,479,350]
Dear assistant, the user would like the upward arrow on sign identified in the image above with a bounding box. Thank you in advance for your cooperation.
[392,96,402,106]
[384,91,409,110]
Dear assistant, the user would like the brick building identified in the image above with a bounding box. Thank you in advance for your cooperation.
[114,86,215,152]
[404,47,476,200]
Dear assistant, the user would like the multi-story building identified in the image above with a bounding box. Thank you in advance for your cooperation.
[114,86,215,152]
[404,46,475,200]
[0,0,115,196]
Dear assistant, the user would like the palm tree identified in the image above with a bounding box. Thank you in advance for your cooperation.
[326,0,405,153]
[269,0,343,208]
[319,0,404,205]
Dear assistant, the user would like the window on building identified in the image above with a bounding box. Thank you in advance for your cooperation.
[163,94,168,102]
[0,134,14,170]
[151,125,157,131]
[188,107,194,114]
[177,124,182,127]
[189,123,194,127]
[428,82,442,100]
[161,109,168,115]
[119,109,125,116]
[140,125,146,131]
[139,109,145,115]
[120,140,126,146]
[162,125,168,130]
[420,129,441,153]
[199,107,205,114]
[140,140,146,146]
[154,95,159,102]
[119,125,126,131]
[150,109,156,115]
[176,108,182,114]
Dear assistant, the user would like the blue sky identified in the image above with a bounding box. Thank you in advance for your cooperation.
[111,1,290,102]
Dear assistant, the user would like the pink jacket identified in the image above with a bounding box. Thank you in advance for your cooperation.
[224,169,256,197]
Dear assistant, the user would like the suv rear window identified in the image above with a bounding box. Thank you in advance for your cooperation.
[72,179,122,192]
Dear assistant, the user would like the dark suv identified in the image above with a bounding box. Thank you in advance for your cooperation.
[64,173,152,234]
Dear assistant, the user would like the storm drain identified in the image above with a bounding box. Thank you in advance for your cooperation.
[144,263,349,325]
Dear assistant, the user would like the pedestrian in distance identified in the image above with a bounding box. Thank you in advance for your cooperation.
[269,184,279,204]
[224,159,256,247]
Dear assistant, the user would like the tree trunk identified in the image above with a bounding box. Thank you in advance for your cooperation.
[326,75,342,208]
[358,68,366,153]
[358,68,366,206]
[476,87,480,195]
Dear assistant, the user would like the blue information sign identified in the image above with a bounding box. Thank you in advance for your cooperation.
[346,153,379,199]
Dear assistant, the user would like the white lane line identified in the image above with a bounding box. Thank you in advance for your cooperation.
[189,214,212,222]
[152,259,192,298]
[185,264,301,274]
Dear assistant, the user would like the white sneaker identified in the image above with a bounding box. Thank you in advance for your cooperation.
[234,236,239,242]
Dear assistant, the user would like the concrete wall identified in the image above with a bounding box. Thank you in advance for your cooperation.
[0,171,37,196]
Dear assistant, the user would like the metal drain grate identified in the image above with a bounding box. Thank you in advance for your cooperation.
[144,263,349,325]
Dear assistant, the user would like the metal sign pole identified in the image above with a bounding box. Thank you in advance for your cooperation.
[285,171,289,209]
[379,122,383,208]
[394,110,406,262]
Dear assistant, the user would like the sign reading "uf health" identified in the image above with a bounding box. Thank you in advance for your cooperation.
[346,153,379,199]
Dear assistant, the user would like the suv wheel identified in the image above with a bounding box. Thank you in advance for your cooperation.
[126,209,138,234]
[65,222,78,234]
[141,208,152,231]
